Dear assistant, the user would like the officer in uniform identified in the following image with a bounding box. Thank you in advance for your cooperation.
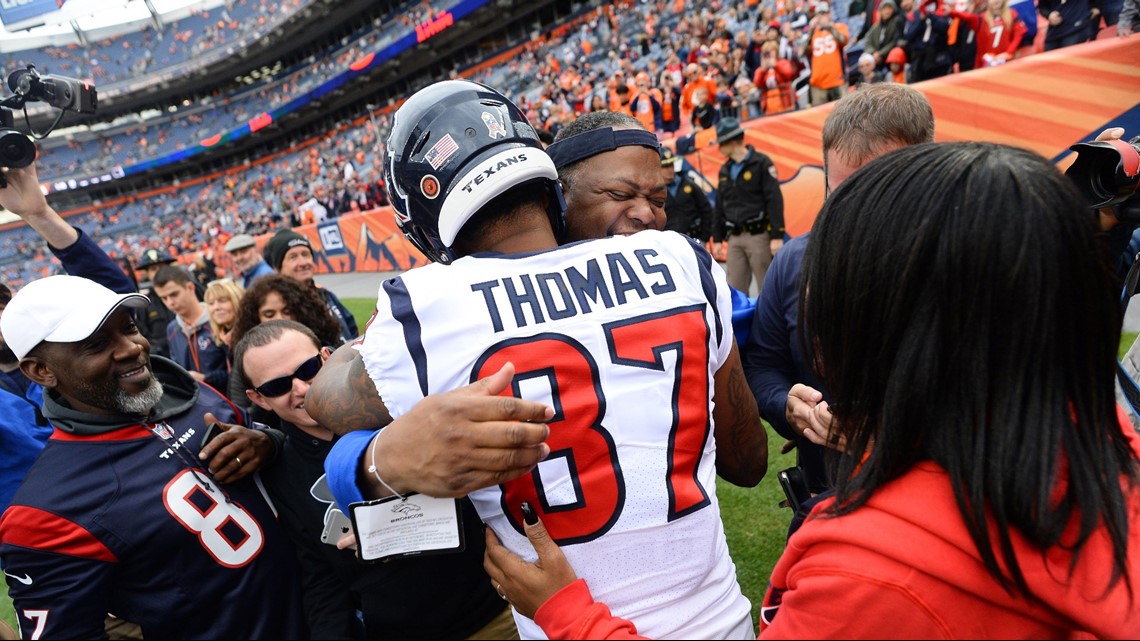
[710,117,785,294]
[661,147,713,242]
[135,249,181,358]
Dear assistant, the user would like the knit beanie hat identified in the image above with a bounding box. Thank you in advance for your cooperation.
[264,229,313,270]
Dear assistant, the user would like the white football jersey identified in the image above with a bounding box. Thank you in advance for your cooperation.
[357,230,753,639]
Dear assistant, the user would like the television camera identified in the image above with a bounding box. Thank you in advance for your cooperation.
[0,65,97,180]
[1066,134,1140,222]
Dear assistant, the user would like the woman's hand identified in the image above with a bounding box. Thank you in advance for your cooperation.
[483,502,579,619]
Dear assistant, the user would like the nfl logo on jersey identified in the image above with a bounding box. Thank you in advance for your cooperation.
[152,422,175,440]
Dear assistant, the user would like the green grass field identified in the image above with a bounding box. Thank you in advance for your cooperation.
[0,304,1131,633]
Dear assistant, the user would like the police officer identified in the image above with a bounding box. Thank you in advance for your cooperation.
[660,147,712,242]
[710,117,784,294]
[134,249,178,358]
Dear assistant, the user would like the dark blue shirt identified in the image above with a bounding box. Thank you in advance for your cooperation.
[740,232,830,491]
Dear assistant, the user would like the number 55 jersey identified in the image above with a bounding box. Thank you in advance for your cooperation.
[357,230,753,639]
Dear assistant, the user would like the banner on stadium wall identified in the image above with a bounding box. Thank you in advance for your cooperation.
[0,0,61,31]
[678,36,1140,238]
[262,207,427,275]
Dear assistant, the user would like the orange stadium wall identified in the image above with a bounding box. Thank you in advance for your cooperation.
[289,206,426,275]
[676,36,1140,238]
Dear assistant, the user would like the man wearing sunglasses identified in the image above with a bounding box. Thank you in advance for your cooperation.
[236,320,514,639]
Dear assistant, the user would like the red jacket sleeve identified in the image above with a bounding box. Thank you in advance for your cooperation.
[534,580,648,640]
[950,9,981,29]
[1006,10,1029,53]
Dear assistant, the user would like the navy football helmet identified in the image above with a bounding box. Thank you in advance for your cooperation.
[383,80,566,264]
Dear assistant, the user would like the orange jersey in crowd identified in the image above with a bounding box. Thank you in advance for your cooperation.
[679,76,717,113]
[629,87,664,130]
[808,23,849,90]
[754,61,797,115]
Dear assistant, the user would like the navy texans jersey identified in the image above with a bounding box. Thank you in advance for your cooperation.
[0,381,307,640]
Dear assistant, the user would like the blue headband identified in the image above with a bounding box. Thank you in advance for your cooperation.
[546,127,661,169]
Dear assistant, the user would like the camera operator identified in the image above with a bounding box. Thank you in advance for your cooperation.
[1079,127,1140,278]
[1077,126,1140,427]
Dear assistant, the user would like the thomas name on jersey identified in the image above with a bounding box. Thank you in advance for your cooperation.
[468,248,677,332]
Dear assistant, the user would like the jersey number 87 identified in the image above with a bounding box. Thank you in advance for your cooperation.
[472,305,714,545]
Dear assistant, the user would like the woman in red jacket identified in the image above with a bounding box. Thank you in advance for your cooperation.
[484,141,1140,640]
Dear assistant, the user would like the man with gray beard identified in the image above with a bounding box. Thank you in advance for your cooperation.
[0,274,306,639]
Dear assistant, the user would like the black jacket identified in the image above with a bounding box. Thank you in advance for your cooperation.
[139,288,175,358]
[712,147,785,242]
[257,411,507,640]
[665,174,714,240]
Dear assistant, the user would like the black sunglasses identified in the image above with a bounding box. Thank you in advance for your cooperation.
[252,354,322,397]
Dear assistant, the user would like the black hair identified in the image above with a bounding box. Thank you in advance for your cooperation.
[452,180,550,258]
[231,274,343,351]
[801,141,1138,599]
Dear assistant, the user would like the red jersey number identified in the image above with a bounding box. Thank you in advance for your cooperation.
[471,305,713,545]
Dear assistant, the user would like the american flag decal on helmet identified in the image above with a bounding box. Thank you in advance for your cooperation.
[424,134,459,170]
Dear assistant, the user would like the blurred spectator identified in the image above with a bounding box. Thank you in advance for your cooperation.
[536,127,555,148]
[753,42,798,115]
[952,0,1028,68]
[263,229,358,344]
[902,0,955,81]
[803,2,850,106]
[945,0,979,73]
[849,52,887,88]
[225,233,275,288]
[153,265,229,391]
[1039,0,1096,49]
[691,86,719,131]
[859,0,904,66]
[134,249,178,359]
[190,252,220,290]
[886,46,909,82]
[735,76,763,120]
[203,277,245,366]
[659,74,683,133]
[1120,0,1139,35]
[629,72,664,132]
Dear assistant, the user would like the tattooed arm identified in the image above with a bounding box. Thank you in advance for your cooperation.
[308,347,555,499]
[305,343,391,435]
[712,341,768,487]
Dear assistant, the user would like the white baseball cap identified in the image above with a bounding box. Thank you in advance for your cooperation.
[1,275,149,360]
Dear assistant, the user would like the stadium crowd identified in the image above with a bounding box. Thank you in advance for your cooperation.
[2,0,1129,289]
